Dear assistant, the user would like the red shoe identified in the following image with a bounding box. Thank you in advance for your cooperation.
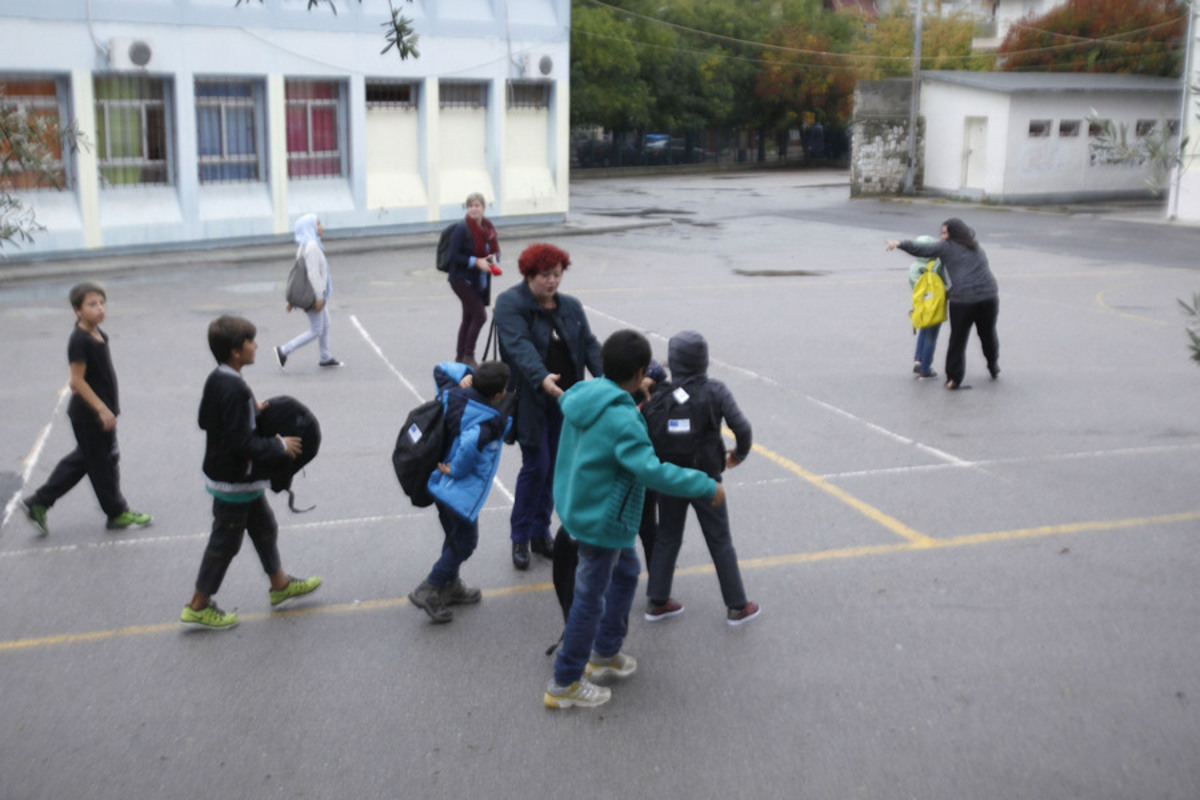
[645,599,684,622]
[726,601,761,626]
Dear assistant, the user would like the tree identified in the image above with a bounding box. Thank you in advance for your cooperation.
[996,0,1185,76]
[854,7,992,81]
[235,0,420,60]
[0,88,84,250]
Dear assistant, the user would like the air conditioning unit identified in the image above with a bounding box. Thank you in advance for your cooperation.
[108,38,154,71]
[522,53,555,79]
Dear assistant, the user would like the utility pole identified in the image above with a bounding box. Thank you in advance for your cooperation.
[902,0,923,195]
[1170,0,1196,220]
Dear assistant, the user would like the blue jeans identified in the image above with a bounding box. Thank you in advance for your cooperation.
[913,322,942,375]
[510,406,561,544]
[428,501,479,587]
[554,543,640,686]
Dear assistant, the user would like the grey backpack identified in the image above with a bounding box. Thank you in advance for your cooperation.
[285,254,316,310]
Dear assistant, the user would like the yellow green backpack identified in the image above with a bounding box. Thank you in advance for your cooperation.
[910,259,946,329]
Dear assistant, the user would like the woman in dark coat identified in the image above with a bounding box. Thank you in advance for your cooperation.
[493,243,602,569]
[448,192,502,367]
[888,218,1000,390]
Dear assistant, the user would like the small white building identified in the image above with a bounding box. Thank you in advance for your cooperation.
[0,0,570,258]
[920,71,1180,204]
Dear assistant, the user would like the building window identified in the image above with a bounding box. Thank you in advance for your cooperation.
[1027,120,1051,138]
[94,76,171,186]
[366,80,418,109]
[1058,120,1080,137]
[439,81,487,109]
[1088,120,1110,138]
[196,78,263,183]
[1135,119,1157,138]
[1168,119,1181,136]
[285,80,345,179]
[0,76,68,190]
[507,81,550,110]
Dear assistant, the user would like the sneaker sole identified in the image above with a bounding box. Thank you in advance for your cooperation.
[106,520,152,531]
[543,691,611,709]
[271,582,321,609]
[644,607,684,622]
[727,607,762,627]
[180,618,239,631]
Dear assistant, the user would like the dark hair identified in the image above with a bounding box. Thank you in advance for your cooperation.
[601,329,651,384]
[208,315,257,363]
[69,282,106,309]
[473,360,510,398]
[943,218,978,250]
[517,243,571,278]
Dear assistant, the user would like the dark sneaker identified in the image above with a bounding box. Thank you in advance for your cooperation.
[989,363,1001,380]
[917,370,939,379]
[269,575,322,608]
[439,578,482,606]
[318,357,343,368]
[512,541,531,571]
[585,651,637,681]
[275,346,287,368]
[727,601,762,626]
[543,678,612,709]
[645,599,684,622]
[22,499,49,536]
[180,601,239,630]
[408,580,453,623]
[106,510,152,530]
[529,536,555,559]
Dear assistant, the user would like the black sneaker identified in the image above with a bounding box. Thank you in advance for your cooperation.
[408,580,452,623]
[512,541,531,571]
[529,536,555,559]
[319,357,343,368]
[275,346,287,368]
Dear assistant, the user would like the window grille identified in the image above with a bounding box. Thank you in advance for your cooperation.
[0,76,67,190]
[196,78,263,183]
[366,81,418,109]
[94,76,171,186]
[285,79,345,179]
[506,81,550,110]
[439,81,487,109]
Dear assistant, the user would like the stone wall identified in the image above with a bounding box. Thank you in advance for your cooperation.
[851,79,924,197]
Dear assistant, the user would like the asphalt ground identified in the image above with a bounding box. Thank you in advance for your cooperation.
[1,171,1199,800]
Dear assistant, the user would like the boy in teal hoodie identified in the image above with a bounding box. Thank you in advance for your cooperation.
[544,330,725,710]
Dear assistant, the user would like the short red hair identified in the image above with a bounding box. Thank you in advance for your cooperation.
[517,243,571,278]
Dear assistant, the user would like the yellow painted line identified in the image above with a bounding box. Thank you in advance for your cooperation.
[745,437,940,548]
[5,511,1194,654]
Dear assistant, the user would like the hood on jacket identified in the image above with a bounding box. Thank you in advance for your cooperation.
[559,377,631,430]
[667,330,708,382]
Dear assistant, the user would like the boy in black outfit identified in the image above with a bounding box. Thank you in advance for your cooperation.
[22,282,151,536]
[180,315,321,630]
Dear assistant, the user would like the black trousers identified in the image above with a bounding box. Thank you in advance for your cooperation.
[194,495,281,596]
[945,297,1000,385]
[30,415,127,519]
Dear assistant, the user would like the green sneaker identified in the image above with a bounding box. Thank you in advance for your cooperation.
[22,499,49,536]
[270,575,322,608]
[106,510,152,531]
[180,602,239,630]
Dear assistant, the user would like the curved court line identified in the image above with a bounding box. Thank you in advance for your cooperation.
[2,509,1195,654]
[1095,285,1171,326]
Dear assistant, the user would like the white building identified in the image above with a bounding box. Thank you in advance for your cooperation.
[919,71,1180,204]
[0,0,570,257]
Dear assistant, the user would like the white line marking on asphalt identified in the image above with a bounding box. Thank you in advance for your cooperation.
[348,313,514,504]
[2,385,70,530]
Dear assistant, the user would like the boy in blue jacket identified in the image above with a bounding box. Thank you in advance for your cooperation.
[408,360,511,624]
[543,330,725,710]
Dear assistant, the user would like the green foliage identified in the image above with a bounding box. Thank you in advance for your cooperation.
[1178,292,1200,365]
[235,0,420,61]
[854,8,992,80]
[996,0,1185,76]
[1085,111,1184,195]
[0,89,85,250]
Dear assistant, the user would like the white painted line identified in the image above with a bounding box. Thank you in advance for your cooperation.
[2,385,70,530]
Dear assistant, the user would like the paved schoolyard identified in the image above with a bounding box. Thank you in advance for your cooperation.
[1,171,1198,800]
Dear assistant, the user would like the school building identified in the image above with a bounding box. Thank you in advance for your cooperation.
[0,0,570,258]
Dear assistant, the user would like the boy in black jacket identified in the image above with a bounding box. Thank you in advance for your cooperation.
[180,315,322,630]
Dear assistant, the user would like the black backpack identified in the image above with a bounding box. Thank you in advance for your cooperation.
[642,379,724,477]
[435,223,459,273]
[392,397,446,507]
[254,395,322,512]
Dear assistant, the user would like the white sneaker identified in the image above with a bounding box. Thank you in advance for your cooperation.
[543,678,612,709]
[585,651,638,681]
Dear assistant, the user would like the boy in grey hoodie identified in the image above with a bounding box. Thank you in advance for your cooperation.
[643,330,760,626]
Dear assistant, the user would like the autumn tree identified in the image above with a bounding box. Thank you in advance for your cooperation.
[854,7,991,81]
[996,0,1185,75]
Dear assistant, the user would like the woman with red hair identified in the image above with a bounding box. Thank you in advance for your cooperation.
[494,243,602,570]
